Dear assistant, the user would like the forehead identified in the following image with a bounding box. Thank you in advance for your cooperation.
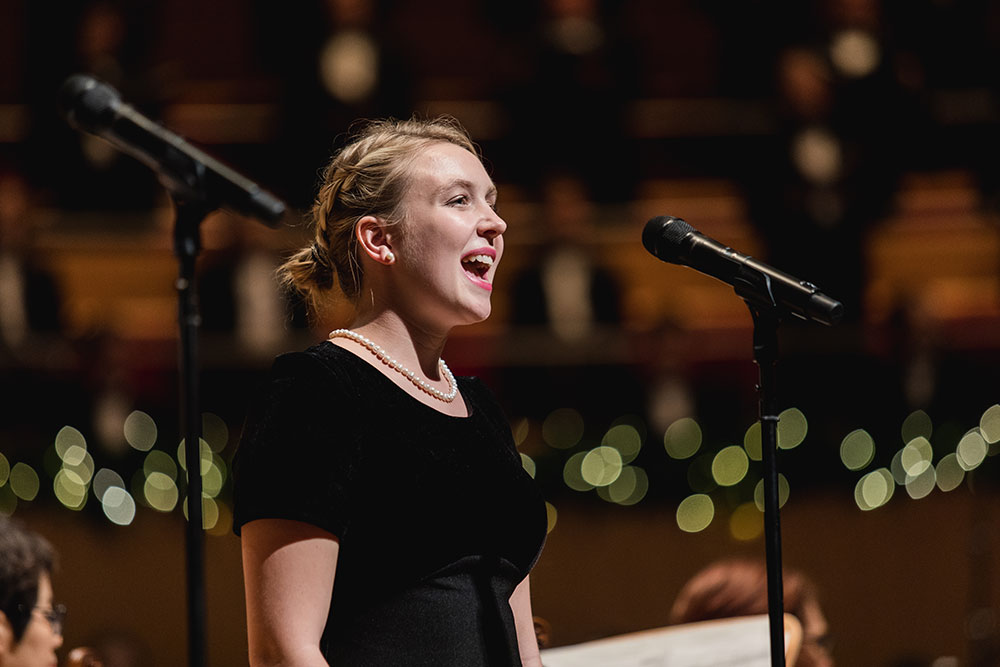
[406,142,494,194]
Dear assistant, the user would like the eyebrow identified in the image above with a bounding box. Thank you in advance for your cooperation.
[436,179,497,200]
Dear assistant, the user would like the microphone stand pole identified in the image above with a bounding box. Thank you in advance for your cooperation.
[173,197,209,667]
[747,303,785,667]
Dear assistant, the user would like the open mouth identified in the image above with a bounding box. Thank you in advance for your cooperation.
[461,253,494,280]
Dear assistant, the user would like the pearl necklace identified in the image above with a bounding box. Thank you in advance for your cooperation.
[328,328,458,403]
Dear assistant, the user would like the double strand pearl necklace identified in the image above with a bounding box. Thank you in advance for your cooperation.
[328,328,458,403]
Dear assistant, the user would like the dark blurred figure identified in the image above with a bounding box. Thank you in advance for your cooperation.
[500,0,639,204]
[503,172,639,431]
[0,166,63,354]
[671,558,833,667]
[24,0,162,211]
[254,0,414,208]
[511,172,621,340]
[198,217,309,357]
[742,39,905,326]
[0,516,64,667]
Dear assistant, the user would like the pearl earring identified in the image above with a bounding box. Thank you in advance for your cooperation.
[385,251,395,263]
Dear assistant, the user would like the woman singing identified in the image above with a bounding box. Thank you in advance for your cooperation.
[232,117,547,666]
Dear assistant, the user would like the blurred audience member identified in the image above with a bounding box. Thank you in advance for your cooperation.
[0,167,62,352]
[24,0,162,211]
[671,558,833,667]
[257,0,414,208]
[502,0,638,203]
[511,172,621,342]
[742,37,905,325]
[199,217,308,357]
[0,516,64,667]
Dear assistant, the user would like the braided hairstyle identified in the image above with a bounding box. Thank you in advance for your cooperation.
[279,117,479,312]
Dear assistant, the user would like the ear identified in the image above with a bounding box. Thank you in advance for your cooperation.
[355,215,396,265]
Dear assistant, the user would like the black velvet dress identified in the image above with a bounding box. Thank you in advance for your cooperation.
[233,342,547,665]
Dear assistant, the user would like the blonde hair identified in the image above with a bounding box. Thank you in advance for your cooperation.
[279,116,479,311]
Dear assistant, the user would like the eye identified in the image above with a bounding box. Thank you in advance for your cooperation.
[448,195,469,206]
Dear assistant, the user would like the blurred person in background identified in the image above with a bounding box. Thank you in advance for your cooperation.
[0,166,63,354]
[232,117,545,666]
[0,516,64,667]
[671,558,833,667]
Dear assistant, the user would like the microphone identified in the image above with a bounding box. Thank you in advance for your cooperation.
[59,74,286,226]
[642,215,843,326]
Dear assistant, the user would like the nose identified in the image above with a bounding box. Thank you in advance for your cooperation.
[479,206,507,241]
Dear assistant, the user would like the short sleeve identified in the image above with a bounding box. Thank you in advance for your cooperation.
[231,351,362,537]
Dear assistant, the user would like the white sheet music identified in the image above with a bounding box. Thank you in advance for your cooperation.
[540,615,775,667]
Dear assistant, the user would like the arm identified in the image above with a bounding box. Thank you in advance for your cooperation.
[241,519,340,667]
[510,575,542,667]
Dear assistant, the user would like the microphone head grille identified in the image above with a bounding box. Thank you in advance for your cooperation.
[642,215,694,260]
[59,74,120,133]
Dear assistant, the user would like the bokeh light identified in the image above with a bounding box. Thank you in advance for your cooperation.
[855,468,894,510]
[901,410,933,444]
[754,474,790,511]
[545,502,558,534]
[563,452,593,492]
[177,438,213,474]
[890,449,907,485]
[53,469,87,510]
[597,466,648,506]
[54,426,87,462]
[602,423,642,464]
[676,494,715,532]
[936,453,965,492]
[520,453,536,478]
[840,429,876,471]
[512,418,530,447]
[144,450,179,481]
[0,453,9,486]
[730,502,764,541]
[900,437,933,477]
[777,408,808,450]
[981,405,1000,444]
[9,463,39,501]
[207,501,233,537]
[102,487,136,525]
[144,472,179,512]
[664,417,702,460]
[202,412,229,453]
[123,410,157,451]
[743,422,762,461]
[542,408,585,449]
[93,469,126,502]
[202,457,227,498]
[905,466,937,500]
[0,486,15,516]
[580,446,623,487]
[956,430,988,471]
[712,446,749,487]
[183,496,219,530]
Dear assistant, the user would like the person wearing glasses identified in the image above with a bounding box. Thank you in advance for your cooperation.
[0,516,65,667]
[232,117,546,666]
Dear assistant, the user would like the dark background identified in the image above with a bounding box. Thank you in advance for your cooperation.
[1,0,999,665]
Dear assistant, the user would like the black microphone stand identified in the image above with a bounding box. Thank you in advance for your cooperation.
[748,304,785,667]
[173,197,210,667]
[732,265,788,666]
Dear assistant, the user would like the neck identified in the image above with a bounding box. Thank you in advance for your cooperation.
[348,310,449,380]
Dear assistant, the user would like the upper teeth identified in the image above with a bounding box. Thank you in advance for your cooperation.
[463,254,493,266]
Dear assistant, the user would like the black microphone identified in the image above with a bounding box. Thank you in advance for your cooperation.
[59,74,286,226]
[642,215,843,326]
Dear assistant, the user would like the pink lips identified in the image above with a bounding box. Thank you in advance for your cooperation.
[461,247,497,291]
